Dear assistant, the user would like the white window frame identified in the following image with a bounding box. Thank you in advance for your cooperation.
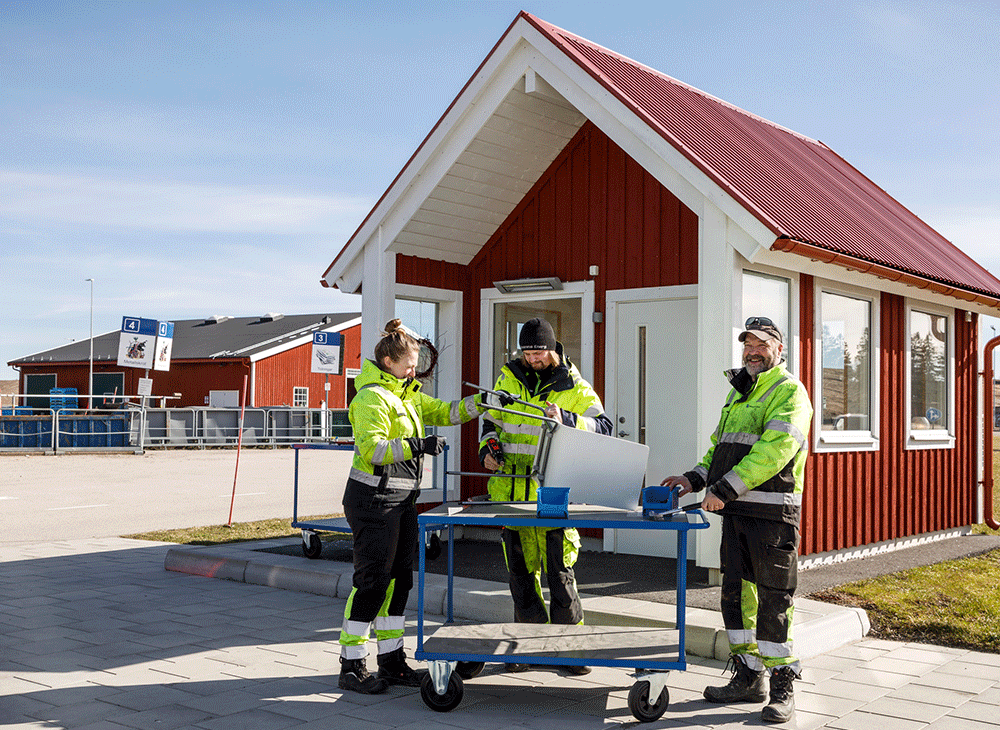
[814,280,880,453]
[293,387,309,408]
[905,299,955,450]
[739,266,799,375]
[396,283,463,504]
[479,280,596,386]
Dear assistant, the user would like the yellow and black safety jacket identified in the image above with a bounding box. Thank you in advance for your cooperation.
[480,344,613,502]
[348,359,481,495]
[684,363,812,525]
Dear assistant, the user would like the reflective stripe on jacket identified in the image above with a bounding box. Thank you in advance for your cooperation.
[481,344,612,502]
[349,359,481,492]
[685,364,813,524]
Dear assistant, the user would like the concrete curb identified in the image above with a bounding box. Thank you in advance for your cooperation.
[164,540,869,661]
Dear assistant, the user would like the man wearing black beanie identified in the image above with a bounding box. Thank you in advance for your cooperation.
[479,317,612,674]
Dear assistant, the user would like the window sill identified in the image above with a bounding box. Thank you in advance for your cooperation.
[816,431,879,453]
[906,431,955,450]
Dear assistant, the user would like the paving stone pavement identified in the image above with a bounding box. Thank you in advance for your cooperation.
[3,537,999,729]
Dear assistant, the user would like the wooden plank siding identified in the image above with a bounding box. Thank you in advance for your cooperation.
[397,120,699,499]
[799,284,978,556]
[17,325,363,410]
[253,324,362,409]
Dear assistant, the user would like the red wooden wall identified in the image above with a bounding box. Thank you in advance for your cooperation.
[799,275,978,555]
[254,324,362,408]
[17,360,250,408]
[398,121,699,496]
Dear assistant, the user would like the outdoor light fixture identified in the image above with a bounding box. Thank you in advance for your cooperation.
[493,277,563,294]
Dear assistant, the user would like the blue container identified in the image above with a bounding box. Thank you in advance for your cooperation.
[49,387,79,410]
[536,486,570,519]
[58,415,128,447]
[641,485,678,518]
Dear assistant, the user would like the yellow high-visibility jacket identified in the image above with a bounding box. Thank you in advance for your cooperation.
[684,364,813,524]
[349,359,481,493]
[480,346,612,503]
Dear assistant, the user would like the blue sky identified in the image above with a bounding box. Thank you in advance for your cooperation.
[3,0,999,379]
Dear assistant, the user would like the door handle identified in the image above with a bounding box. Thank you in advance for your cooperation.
[618,430,630,438]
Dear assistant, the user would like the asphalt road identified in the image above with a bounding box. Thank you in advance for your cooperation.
[0,448,354,544]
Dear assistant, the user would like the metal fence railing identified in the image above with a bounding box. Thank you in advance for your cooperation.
[0,406,352,453]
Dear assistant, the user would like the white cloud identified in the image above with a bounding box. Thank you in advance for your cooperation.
[0,170,370,234]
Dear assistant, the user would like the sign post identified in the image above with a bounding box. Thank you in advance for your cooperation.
[117,317,158,370]
[154,321,174,372]
[118,316,166,454]
[311,331,343,375]
[312,331,343,440]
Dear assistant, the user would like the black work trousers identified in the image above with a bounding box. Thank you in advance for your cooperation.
[342,483,418,623]
[502,526,583,625]
[719,513,799,670]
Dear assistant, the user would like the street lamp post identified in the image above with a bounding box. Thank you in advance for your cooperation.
[86,278,94,409]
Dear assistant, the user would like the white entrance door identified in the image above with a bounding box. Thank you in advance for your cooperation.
[605,294,699,558]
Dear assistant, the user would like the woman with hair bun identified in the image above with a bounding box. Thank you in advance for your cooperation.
[337,319,486,694]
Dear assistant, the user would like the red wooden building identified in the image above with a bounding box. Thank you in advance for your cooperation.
[321,13,1000,568]
[9,313,362,410]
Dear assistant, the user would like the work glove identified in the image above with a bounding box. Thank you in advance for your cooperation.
[408,435,446,456]
[481,389,516,410]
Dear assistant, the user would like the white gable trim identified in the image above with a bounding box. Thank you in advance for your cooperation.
[324,16,774,290]
[324,26,537,287]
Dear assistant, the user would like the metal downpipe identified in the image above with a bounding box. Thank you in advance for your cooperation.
[983,335,1000,530]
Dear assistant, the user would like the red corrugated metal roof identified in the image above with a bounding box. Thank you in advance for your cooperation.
[522,12,1000,303]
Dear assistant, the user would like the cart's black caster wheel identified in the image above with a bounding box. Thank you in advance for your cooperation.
[302,533,323,559]
[425,532,442,561]
[420,671,463,712]
[628,680,669,723]
[455,661,485,679]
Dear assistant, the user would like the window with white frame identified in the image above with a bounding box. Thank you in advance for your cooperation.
[742,271,792,369]
[817,288,877,449]
[293,387,308,408]
[396,298,439,396]
[907,304,953,446]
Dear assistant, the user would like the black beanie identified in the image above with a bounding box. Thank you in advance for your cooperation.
[519,318,557,351]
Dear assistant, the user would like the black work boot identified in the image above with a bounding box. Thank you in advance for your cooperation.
[376,648,425,687]
[339,657,388,694]
[703,655,767,703]
[761,666,797,723]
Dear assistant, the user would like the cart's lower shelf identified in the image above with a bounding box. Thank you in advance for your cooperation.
[420,622,681,665]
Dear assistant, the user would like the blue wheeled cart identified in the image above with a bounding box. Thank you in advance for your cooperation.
[414,501,709,723]
[290,442,452,560]
[290,442,356,558]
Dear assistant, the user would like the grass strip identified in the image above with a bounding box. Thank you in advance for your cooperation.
[812,548,1000,653]
[124,514,352,546]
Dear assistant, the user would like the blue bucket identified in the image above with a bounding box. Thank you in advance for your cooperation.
[641,485,678,517]
[536,486,570,519]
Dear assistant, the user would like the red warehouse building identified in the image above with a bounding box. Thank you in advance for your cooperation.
[9,313,362,410]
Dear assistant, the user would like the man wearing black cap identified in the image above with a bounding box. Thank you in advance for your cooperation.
[479,317,612,674]
[661,317,812,723]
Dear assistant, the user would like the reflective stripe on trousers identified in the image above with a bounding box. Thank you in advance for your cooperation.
[720,513,800,673]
